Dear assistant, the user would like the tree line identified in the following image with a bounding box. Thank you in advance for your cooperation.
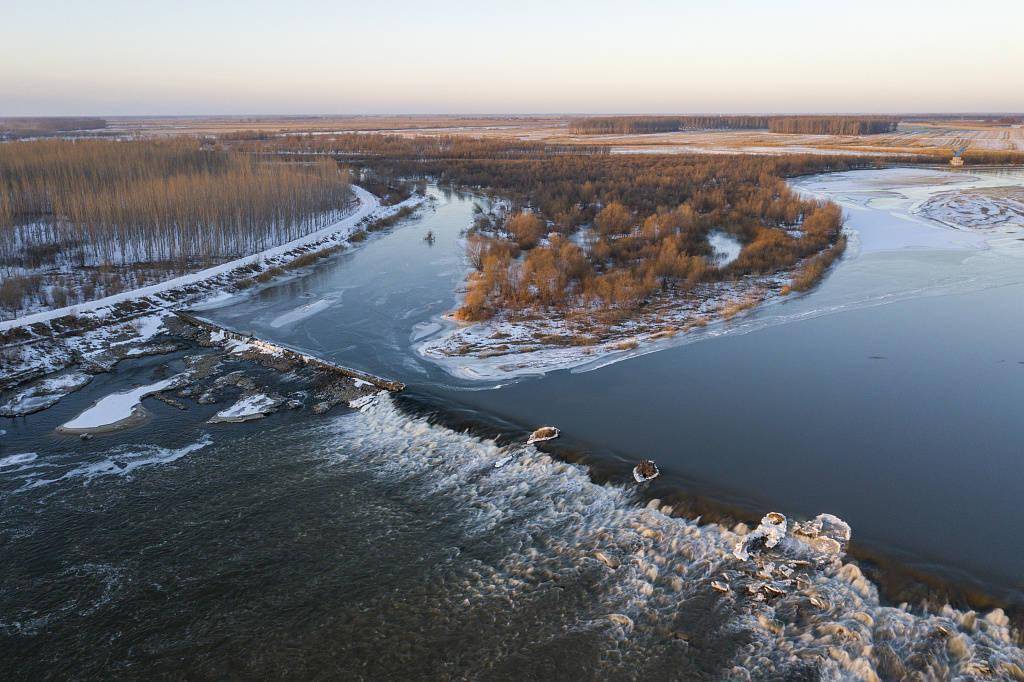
[767,116,899,135]
[0,139,350,316]
[568,115,900,136]
[1,139,351,269]
[568,116,771,134]
[231,132,609,159]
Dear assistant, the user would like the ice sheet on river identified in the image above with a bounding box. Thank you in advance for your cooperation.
[269,298,335,328]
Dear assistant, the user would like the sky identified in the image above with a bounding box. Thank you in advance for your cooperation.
[3,0,1022,116]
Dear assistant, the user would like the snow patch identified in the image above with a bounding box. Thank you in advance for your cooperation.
[708,231,743,266]
[59,375,186,432]
[208,394,281,423]
[0,372,92,416]
[347,392,385,411]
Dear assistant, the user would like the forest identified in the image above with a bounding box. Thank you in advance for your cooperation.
[568,116,770,134]
[0,139,350,317]
[767,116,900,135]
[568,115,900,136]
[251,134,870,323]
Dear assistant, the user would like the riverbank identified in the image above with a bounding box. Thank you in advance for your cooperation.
[0,186,425,401]
[417,271,794,381]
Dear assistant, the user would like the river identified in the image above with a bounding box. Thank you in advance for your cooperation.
[2,167,1023,677]
[199,168,1024,602]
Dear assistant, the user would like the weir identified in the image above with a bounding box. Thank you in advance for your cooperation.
[172,310,405,392]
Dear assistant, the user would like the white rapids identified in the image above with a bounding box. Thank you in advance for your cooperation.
[323,394,1024,680]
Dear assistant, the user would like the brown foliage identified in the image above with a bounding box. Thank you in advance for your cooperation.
[239,135,872,320]
[506,212,545,249]
[791,235,847,292]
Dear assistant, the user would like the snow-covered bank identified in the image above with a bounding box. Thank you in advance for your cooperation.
[1,186,375,333]
[1,187,425,390]
[417,273,793,381]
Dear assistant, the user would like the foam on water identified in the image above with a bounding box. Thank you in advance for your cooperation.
[13,434,212,491]
[0,452,38,469]
[330,394,1023,679]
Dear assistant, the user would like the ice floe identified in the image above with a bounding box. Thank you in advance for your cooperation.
[18,435,212,489]
[0,452,38,469]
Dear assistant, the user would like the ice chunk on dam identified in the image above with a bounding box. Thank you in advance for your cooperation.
[734,512,787,561]
[734,512,851,563]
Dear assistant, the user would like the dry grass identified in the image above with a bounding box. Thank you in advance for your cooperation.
[792,235,848,292]
[719,293,764,320]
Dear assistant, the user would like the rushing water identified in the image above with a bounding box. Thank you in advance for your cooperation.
[3,171,1024,677]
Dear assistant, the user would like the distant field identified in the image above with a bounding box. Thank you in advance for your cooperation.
[73,114,1024,157]
[100,115,565,137]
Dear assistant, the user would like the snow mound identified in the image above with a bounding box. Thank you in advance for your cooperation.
[59,375,186,433]
[207,394,282,423]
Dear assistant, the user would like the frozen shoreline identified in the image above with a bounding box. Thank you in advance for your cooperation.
[0,187,425,391]
[416,274,792,382]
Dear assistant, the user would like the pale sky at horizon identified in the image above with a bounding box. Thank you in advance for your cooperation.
[3,0,1022,116]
